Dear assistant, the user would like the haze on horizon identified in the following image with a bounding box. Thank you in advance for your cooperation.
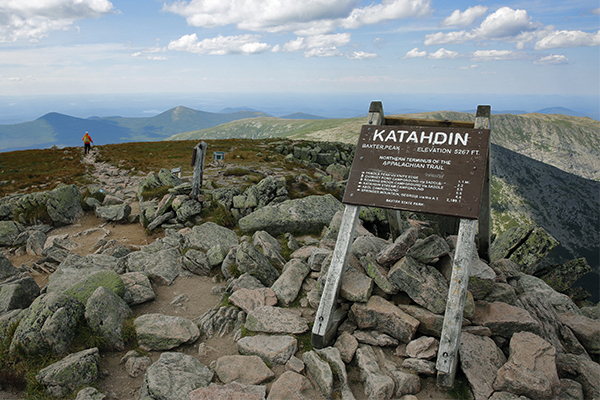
[0,1,598,123]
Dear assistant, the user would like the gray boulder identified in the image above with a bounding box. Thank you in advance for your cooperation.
[75,387,106,400]
[213,355,275,385]
[388,256,448,314]
[183,221,238,252]
[490,224,535,262]
[303,350,333,398]
[518,274,580,314]
[64,269,125,305]
[407,234,450,264]
[0,282,32,314]
[237,334,297,365]
[125,247,180,285]
[471,301,540,339]
[195,305,245,339]
[0,221,22,246]
[85,286,132,351]
[181,249,211,276]
[350,235,390,259]
[350,295,419,343]
[245,305,309,335]
[267,371,314,400]
[355,344,395,400]
[556,353,600,400]
[0,274,39,306]
[0,253,19,279]
[26,230,46,255]
[229,287,277,314]
[252,230,286,268]
[238,194,343,236]
[134,313,199,351]
[490,224,559,274]
[140,352,213,400]
[175,199,202,222]
[121,272,156,305]
[316,346,356,400]
[189,382,266,400]
[46,184,83,226]
[95,203,131,223]
[557,312,600,355]
[340,266,373,303]
[397,304,446,337]
[377,227,419,266]
[271,259,310,306]
[36,347,100,398]
[460,332,507,400]
[235,242,280,287]
[361,255,398,295]
[468,253,497,300]
[11,292,83,355]
[335,331,359,364]
[494,331,561,399]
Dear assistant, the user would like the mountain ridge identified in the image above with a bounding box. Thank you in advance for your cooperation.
[168,111,600,182]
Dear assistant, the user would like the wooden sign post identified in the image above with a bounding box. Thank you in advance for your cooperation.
[312,101,491,388]
[191,141,207,198]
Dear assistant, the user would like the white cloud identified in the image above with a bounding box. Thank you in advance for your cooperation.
[535,30,600,50]
[168,33,271,55]
[458,64,479,69]
[428,48,460,59]
[535,54,569,65]
[346,51,378,60]
[0,0,114,42]
[163,0,432,35]
[403,47,427,58]
[470,49,524,61]
[474,7,538,39]
[441,6,487,28]
[592,7,600,15]
[424,30,473,45]
[426,7,540,46]
[276,33,351,57]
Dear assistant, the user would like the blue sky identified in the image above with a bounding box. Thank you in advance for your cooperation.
[0,0,598,118]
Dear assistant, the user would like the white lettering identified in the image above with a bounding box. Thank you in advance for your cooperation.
[455,132,469,146]
[406,131,418,143]
[433,132,447,145]
[420,131,434,144]
[385,130,397,142]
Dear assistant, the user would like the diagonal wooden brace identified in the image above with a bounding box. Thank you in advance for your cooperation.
[311,204,360,349]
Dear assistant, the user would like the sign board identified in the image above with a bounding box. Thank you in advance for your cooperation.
[342,125,490,219]
[213,151,225,160]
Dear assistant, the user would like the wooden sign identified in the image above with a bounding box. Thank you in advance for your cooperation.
[343,125,490,219]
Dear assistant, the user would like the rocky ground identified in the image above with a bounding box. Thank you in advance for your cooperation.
[0,150,452,400]
[0,148,599,400]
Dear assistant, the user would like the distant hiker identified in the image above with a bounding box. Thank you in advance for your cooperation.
[82,131,93,155]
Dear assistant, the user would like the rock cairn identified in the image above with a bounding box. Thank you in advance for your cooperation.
[0,147,598,400]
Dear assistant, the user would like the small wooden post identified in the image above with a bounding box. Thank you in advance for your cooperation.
[191,141,207,199]
[436,105,491,387]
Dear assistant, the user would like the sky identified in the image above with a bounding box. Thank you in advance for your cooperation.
[0,0,598,119]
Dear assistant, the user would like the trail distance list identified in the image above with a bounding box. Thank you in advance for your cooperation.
[343,125,490,219]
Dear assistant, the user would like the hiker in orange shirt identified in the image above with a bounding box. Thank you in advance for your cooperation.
[82,131,93,155]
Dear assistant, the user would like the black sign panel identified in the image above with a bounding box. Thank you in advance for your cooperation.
[343,125,490,219]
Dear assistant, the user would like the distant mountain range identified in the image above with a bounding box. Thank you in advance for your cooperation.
[0,106,269,152]
[0,104,594,153]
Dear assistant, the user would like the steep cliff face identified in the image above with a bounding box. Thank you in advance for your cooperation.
[490,143,599,271]
[491,113,600,181]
